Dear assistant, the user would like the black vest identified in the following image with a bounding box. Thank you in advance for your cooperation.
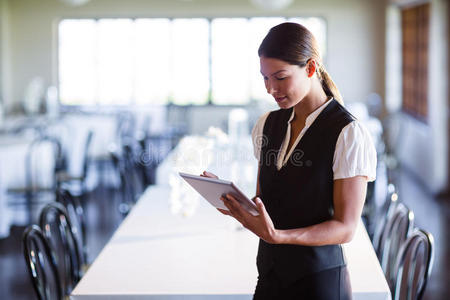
[257,99,355,284]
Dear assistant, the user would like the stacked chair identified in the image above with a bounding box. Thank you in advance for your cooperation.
[56,189,88,266]
[23,225,63,300]
[56,130,94,200]
[109,142,145,215]
[7,134,65,224]
[393,229,434,300]
[363,108,436,299]
[22,188,87,299]
[21,111,176,298]
[368,181,435,299]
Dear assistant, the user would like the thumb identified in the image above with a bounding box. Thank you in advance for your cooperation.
[254,197,268,215]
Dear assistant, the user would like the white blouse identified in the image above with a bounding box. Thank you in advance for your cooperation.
[251,99,377,182]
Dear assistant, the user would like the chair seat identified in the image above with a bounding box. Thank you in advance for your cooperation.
[7,190,56,206]
[57,171,84,182]
[7,186,54,194]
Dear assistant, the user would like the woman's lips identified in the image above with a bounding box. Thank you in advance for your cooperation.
[275,96,287,103]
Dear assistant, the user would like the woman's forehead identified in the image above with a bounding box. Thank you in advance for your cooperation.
[260,57,298,74]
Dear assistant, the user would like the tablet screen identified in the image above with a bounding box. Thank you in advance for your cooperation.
[179,172,259,216]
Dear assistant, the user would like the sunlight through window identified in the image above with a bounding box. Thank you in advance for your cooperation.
[171,19,209,105]
[211,18,250,105]
[135,19,171,105]
[58,17,326,106]
[59,19,96,105]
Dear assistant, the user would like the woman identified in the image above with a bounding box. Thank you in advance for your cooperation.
[203,22,376,299]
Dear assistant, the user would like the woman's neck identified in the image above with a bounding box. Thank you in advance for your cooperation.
[293,79,328,123]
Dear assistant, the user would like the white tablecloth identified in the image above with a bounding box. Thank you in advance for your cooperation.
[72,132,391,299]
[71,185,391,299]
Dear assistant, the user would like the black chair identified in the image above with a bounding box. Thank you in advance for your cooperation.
[363,160,390,239]
[110,150,136,215]
[8,135,62,224]
[56,188,88,265]
[122,142,146,196]
[137,137,153,186]
[378,203,415,290]
[393,229,434,300]
[23,225,63,300]
[372,183,399,253]
[39,202,83,296]
[57,130,93,199]
[140,133,174,185]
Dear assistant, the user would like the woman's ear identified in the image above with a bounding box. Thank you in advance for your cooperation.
[306,59,316,78]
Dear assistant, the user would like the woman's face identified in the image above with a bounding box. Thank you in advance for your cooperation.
[260,56,311,109]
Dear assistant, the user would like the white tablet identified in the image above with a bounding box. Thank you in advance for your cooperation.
[179,172,259,216]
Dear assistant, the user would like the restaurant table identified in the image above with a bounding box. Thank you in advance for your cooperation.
[71,185,391,300]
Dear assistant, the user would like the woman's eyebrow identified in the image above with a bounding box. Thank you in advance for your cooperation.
[260,70,287,77]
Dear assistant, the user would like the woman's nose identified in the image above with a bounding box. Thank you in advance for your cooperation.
[266,80,277,94]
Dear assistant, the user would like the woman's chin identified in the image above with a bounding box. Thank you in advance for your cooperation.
[276,100,291,109]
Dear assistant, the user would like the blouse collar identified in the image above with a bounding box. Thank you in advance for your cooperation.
[287,97,334,127]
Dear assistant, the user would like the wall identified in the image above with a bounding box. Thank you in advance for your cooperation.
[1,0,386,112]
[386,0,449,194]
[0,0,2,101]
[0,0,12,111]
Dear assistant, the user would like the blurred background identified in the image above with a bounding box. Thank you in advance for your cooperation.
[0,0,448,299]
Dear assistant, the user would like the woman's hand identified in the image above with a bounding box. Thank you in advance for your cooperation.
[219,194,279,244]
[200,171,218,179]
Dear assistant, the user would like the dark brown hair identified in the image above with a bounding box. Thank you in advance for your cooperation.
[258,22,343,104]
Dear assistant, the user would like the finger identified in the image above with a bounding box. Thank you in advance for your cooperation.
[221,196,234,213]
[217,208,231,216]
[226,194,251,219]
[221,196,243,221]
[254,197,269,218]
[202,171,218,179]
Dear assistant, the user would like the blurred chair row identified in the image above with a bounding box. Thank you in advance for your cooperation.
[6,129,93,225]
[352,99,435,299]
[20,112,184,299]
[108,110,182,215]
[5,109,183,227]
[22,189,86,299]
[366,181,434,300]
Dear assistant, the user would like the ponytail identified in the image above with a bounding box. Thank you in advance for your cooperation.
[318,65,344,105]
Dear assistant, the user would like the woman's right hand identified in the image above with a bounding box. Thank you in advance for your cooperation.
[200,171,219,179]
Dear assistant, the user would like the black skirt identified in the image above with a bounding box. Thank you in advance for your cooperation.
[253,266,352,300]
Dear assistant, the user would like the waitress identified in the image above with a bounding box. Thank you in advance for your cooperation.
[204,22,376,299]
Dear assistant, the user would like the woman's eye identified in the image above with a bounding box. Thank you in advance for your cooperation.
[275,77,286,81]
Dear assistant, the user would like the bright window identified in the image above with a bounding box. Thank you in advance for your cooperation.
[58,17,326,106]
[171,19,210,105]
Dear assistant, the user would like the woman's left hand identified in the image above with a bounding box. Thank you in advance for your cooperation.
[218,194,279,244]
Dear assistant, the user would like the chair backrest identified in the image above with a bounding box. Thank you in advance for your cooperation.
[39,202,83,295]
[379,203,415,289]
[25,136,60,192]
[394,229,434,300]
[372,185,399,253]
[364,167,390,239]
[81,130,93,179]
[137,138,151,186]
[23,225,63,300]
[122,142,145,196]
[110,150,135,214]
[56,188,87,264]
